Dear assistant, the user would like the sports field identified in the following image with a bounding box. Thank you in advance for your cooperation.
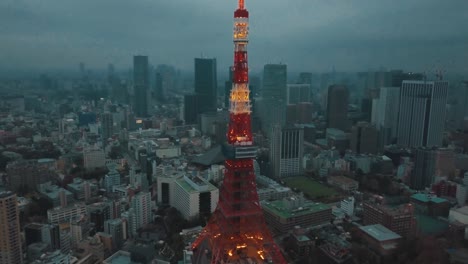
[283,176,337,199]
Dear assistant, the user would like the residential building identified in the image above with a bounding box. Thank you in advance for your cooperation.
[131,191,152,232]
[328,176,359,192]
[341,197,355,217]
[83,147,106,171]
[358,224,402,256]
[0,191,23,264]
[47,203,87,224]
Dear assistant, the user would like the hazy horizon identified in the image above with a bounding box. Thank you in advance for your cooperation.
[1,0,467,74]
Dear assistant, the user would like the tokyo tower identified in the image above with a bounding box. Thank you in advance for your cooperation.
[191,0,287,263]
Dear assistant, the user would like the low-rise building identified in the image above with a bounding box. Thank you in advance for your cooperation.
[327,176,359,192]
[358,224,402,256]
[410,193,450,217]
[262,195,332,233]
[47,203,87,224]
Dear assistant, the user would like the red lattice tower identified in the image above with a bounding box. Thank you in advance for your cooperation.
[192,1,287,263]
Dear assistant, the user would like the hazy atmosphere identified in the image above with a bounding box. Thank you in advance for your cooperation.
[1,0,468,73]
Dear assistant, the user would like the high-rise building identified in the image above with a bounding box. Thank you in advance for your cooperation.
[411,148,436,190]
[154,72,164,101]
[259,64,287,131]
[327,85,349,131]
[371,87,400,147]
[397,80,448,147]
[101,112,114,142]
[287,84,311,104]
[104,219,124,249]
[88,202,111,232]
[270,125,304,178]
[192,1,286,262]
[131,191,152,233]
[351,122,379,154]
[195,58,217,114]
[133,55,149,117]
[0,191,22,264]
[183,94,199,124]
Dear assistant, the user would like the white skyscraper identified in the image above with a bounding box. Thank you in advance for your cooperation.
[397,80,448,147]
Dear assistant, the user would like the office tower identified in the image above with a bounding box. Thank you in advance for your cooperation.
[327,85,349,131]
[192,1,286,263]
[371,87,400,146]
[183,94,199,124]
[172,176,219,219]
[131,191,152,232]
[133,55,149,117]
[411,148,436,190]
[270,125,304,178]
[101,112,113,142]
[259,64,287,131]
[0,191,22,264]
[397,80,448,147]
[390,70,424,87]
[351,122,379,154]
[195,58,218,114]
[155,72,164,101]
[287,84,311,104]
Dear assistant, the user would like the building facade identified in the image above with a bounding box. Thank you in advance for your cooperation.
[397,80,448,147]
[0,191,23,264]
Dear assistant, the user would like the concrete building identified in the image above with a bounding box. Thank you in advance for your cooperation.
[104,169,121,193]
[0,191,23,264]
[131,191,152,232]
[328,176,359,192]
[363,202,416,237]
[270,125,304,178]
[287,84,311,104]
[397,80,448,147]
[67,178,97,201]
[411,148,436,190]
[358,224,402,256]
[47,203,87,224]
[83,147,106,171]
[327,85,349,131]
[371,87,400,147]
[31,250,70,264]
[172,176,219,220]
[195,58,218,114]
[6,159,55,192]
[262,195,332,233]
[410,193,450,217]
[259,64,287,131]
[38,182,74,208]
[351,122,379,154]
[104,218,124,250]
[156,166,185,205]
[133,55,149,117]
[341,197,355,217]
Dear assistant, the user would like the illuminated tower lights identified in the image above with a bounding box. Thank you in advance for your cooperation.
[192,1,287,263]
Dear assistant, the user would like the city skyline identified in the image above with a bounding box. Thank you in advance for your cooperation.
[1,0,467,73]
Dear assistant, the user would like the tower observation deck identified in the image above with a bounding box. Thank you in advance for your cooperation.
[191,1,287,263]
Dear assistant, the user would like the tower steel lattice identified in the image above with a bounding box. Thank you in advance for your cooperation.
[191,1,287,263]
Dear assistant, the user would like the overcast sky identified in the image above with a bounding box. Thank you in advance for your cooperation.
[0,0,467,73]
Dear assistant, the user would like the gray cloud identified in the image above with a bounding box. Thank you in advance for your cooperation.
[0,0,467,73]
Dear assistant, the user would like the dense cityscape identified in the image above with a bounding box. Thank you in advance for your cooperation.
[1,0,468,264]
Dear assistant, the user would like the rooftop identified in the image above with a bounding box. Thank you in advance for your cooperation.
[411,193,448,204]
[262,199,330,219]
[176,176,217,193]
[359,224,401,242]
